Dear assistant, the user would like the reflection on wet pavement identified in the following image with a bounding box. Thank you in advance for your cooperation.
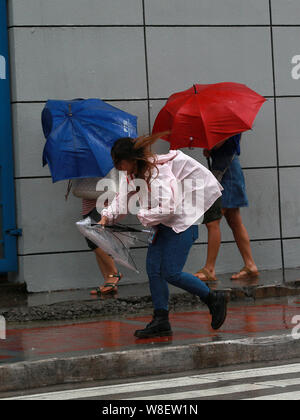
[0,298,299,364]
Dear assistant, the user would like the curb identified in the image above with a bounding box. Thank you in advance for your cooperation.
[229,283,300,300]
[0,333,299,393]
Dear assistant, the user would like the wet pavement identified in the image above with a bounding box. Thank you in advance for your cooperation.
[1,268,299,311]
[1,268,300,326]
[1,297,300,365]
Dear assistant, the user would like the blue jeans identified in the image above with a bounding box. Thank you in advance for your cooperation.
[146,224,210,311]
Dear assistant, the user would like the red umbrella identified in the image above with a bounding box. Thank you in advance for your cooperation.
[152,82,266,150]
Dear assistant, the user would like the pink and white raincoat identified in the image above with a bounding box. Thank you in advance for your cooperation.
[101,150,223,233]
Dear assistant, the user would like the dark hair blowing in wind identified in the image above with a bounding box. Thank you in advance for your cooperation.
[111,131,170,186]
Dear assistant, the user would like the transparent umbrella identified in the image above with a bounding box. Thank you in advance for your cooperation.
[76,217,152,273]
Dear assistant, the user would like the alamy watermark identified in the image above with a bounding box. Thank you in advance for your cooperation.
[291,55,300,80]
[0,55,6,80]
[94,171,205,219]
[291,315,300,340]
[0,315,6,340]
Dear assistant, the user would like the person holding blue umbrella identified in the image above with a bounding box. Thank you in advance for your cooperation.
[42,98,137,295]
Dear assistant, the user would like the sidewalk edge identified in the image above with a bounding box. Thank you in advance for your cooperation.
[0,334,299,393]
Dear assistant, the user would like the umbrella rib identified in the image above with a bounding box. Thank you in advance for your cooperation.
[72,119,113,175]
[106,228,139,271]
[76,115,136,142]
[171,96,209,146]
[106,228,149,245]
[76,117,115,148]
[196,101,209,145]
[71,116,81,178]
[93,224,139,269]
[183,96,209,140]
[105,223,150,245]
[223,103,254,129]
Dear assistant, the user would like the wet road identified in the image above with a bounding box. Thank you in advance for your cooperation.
[3,359,300,400]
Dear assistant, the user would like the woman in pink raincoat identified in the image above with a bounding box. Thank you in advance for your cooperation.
[99,133,228,338]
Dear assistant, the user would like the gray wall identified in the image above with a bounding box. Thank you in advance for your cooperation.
[7,0,300,292]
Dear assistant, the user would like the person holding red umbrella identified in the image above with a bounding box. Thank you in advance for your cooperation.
[194,133,259,282]
[152,82,265,282]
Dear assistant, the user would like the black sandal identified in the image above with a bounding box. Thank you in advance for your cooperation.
[90,272,123,296]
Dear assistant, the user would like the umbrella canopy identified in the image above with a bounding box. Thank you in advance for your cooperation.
[76,217,139,273]
[42,98,138,182]
[152,82,266,150]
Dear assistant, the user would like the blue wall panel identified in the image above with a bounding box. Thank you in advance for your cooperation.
[0,0,19,272]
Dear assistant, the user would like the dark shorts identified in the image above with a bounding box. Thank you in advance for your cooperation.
[202,197,222,225]
[83,207,101,250]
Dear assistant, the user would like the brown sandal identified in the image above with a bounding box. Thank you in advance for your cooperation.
[90,272,123,296]
[194,268,217,281]
[231,266,259,280]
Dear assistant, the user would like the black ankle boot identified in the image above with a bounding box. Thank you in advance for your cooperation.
[205,291,228,330]
[134,309,173,339]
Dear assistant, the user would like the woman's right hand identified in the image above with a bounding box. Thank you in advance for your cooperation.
[98,216,109,226]
[203,149,211,158]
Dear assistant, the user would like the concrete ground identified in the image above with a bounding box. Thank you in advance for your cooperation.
[0,268,300,323]
[1,296,300,364]
[0,268,300,394]
[1,295,300,393]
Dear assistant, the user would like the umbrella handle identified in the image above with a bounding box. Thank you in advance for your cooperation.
[206,157,212,171]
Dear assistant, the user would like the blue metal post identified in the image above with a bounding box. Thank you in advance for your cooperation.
[0,0,20,272]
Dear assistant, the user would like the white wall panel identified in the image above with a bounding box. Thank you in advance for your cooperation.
[145,0,269,25]
[273,28,300,96]
[9,0,143,26]
[18,247,148,293]
[280,168,300,238]
[271,0,300,25]
[277,98,300,166]
[15,178,84,255]
[283,239,300,270]
[146,27,273,99]
[9,27,147,102]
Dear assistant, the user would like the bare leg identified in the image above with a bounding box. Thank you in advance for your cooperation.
[94,247,117,278]
[194,219,221,281]
[224,208,258,279]
[92,247,121,294]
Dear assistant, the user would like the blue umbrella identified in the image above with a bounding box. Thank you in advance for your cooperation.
[42,98,138,182]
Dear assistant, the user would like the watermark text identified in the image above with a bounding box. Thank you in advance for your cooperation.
[291,55,300,80]
[0,315,6,340]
